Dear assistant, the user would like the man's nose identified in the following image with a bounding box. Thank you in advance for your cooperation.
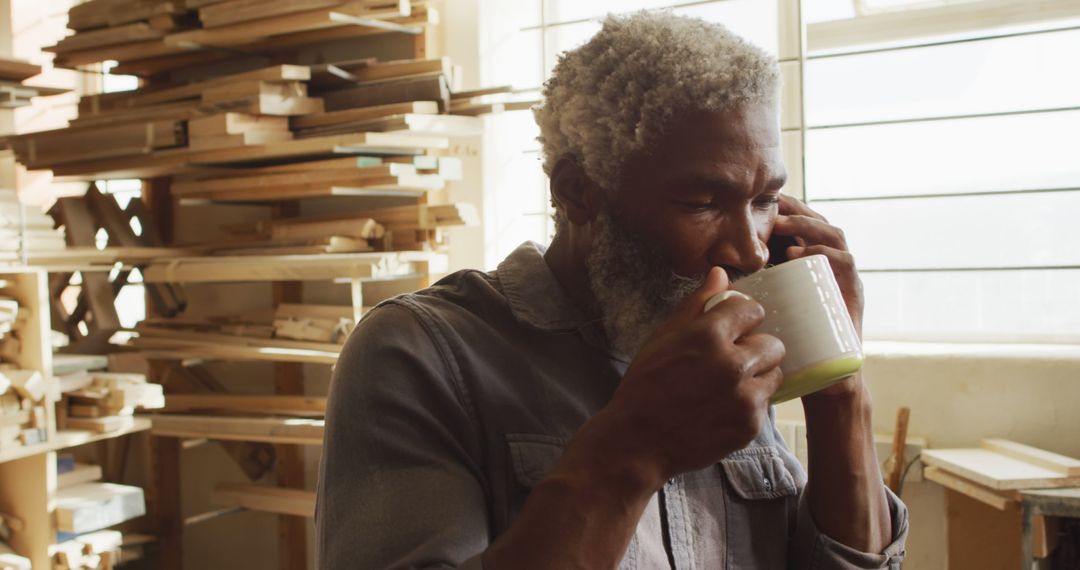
[709,211,769,277]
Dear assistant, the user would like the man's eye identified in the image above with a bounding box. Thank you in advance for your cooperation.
[754,196,781,209]
[679,202,713,212]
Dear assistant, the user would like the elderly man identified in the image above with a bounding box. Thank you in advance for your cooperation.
[317,11,908,569]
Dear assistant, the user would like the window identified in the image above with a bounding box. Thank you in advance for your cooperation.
[803,2,1080,342]
[477,0,1080,344]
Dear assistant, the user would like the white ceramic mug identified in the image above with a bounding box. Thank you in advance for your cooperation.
[703,254,863,403]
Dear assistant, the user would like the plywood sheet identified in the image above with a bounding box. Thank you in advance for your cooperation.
[922,448,1080,490]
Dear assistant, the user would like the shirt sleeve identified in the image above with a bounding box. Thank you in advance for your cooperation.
[789,482,909,569]
[317,302,490,570]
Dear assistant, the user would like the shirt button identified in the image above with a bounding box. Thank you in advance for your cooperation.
[763,477,773,491]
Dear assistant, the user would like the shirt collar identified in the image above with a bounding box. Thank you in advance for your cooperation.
[496,241,591,331]
[497,241,631,364]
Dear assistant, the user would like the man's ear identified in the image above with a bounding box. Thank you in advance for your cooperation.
[550,157,605,225]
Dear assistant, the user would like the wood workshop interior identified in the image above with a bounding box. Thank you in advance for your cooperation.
[0,0,1078,568]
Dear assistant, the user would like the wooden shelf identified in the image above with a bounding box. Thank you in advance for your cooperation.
[0,418,152,465]
[149,414,324,445]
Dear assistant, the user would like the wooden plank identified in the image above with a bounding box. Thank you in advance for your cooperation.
[179,179,440,202]
[199,0,341,28]
[58,463,103,488]
[344,57,450,83]
[450,85,513,100]
[127,65,311,108]
[54,482,145,534]
[189,130,294,151]
[166,1,410,48]
[11,120,185,168]
[0,58,42,82]
[161,395,326,415]
[49,132,446,180]
[211,483,315,517]
[46,22,167,54]
[981,439,1080,476]
[70,100,206,128]
[294,113,484,139]
[449,100,537,116]
[64,416,137,434]
[170,162,414,195]
[922,448,1080,490]
[924,466,1016,510]
[141,251,437,283]
[149,415,324,445]
[188,113,289,138]
[52,39,187,69]
[321,72,449,112]
[290,100,439,130]
[263,203,478,232]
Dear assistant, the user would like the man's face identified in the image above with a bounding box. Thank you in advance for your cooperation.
[585,103,787,357]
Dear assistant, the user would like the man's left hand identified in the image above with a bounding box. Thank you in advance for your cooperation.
[772,194,865,398]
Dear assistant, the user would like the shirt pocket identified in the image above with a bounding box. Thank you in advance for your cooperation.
[719,446,799,569]
[503,433,643,570]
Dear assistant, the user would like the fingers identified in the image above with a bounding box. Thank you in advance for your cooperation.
[753,366,784,398]
[772,214,847,251]
[734,332,785,377]
[778,194,827,222]
[700,295,767,343]
[787,244,856,275]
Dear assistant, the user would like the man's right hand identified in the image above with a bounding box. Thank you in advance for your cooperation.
[560,267,786,491]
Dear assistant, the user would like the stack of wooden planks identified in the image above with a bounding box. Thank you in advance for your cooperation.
[54,482,146,536]
[51,457,134,570]
[0,190,68,264]
[0,285,50,451]
[59,372,165,434]
[0,57,67,109]
[222,202,478,251]
[10,42,534,179]
[46,0,430,71]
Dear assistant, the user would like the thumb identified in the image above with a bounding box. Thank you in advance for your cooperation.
[669,267,729,325]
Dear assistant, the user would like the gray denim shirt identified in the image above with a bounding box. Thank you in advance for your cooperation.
[317,241,908,569]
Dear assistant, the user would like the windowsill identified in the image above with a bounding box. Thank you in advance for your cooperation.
[863,340,1080,361]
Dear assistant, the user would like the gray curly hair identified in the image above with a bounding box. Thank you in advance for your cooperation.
[534,10,781,229]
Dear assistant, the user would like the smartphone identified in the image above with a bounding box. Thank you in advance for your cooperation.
[767,233,799,266]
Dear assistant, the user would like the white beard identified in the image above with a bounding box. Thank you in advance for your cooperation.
[586,211,705,359]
